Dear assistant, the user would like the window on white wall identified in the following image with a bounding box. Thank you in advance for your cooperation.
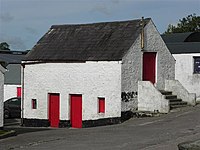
[194,57,200,74]
[98,97,105,113]
[32,99,37,109]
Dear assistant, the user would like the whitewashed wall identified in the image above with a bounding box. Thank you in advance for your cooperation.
[121,20,175,111]
[173,53,200,101]
[0,65,5,128]
[4,84,21,101]
[23,61,121,121]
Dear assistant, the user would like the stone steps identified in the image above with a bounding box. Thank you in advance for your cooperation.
[160,90,188,110]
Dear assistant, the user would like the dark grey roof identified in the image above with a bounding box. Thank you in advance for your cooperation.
[166,42,200,54]
[25,18,151,61]
[185,32,200,42]
[162,32,200,54]
[0,51,27,84]
[162,32,193,43]
[0,51,27,64]
[4,64,21,84]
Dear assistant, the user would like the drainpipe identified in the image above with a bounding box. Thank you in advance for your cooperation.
[21,63,25,126]
[140,17,145,50]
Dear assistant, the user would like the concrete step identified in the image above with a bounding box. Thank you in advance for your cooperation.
[170,104,188,109]
[160,90,188,110]
[165,95,177,99]
[160,90,172,95]
[170,101,187,106]
[169,98,182,102]
[170,101,188,109]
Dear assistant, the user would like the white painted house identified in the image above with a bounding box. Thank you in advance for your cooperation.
[22,18,177,128]
[162,32,200,102]
[0,62,6,129]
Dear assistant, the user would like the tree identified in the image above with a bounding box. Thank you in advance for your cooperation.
[164,13,200,34]
[0,42,10,50]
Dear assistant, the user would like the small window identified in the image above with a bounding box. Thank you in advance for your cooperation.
[32,99,37,109]
[98,98,105,113]
[194,57,200,74]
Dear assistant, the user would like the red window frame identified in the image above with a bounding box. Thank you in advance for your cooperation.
[98,98,105,113]
[32,99,37,109]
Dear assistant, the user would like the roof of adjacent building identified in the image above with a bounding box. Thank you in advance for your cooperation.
[4,64,21,84]
[24,18,151,61]
[162,32,193,43]
[0,50,27,84]
[0,50,27,64]
[166,42,200,54]
[161,32,200,54]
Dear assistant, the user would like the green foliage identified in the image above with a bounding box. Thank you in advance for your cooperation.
[164,14,200,34]
[0,42,10,50]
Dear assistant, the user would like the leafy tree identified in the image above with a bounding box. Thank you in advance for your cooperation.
[164,14,200,34]
[0,42,10,50]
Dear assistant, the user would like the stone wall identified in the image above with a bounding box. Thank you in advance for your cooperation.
[121,19,175,112]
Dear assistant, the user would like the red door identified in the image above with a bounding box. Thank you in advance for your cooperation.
[49,93,60,127]
[70,95,82,128]
[17,87,21,97]
[143,52,156,84]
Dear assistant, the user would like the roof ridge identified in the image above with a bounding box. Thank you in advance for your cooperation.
[51,18,151,29]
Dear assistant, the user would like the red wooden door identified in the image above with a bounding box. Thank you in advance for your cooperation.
[143,52,156,84]
[70,95,82,128]
[49,93,60,127]
[17,87,21,97]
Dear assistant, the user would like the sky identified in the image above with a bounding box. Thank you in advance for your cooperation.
[0,0,199,51]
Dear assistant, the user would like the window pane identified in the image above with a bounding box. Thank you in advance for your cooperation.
[32,99,37,109]
[194,57,200,74]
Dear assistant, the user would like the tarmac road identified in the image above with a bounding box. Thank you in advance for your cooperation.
[1,105,200,150]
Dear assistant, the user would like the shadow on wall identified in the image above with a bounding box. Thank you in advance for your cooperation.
[121,92,137,102]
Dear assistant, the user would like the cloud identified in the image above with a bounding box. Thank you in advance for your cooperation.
[25,27,38,35]
[0,12,14,23]
[111,0,120,4]
[91,4,111,16]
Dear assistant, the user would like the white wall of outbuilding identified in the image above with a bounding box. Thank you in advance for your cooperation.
[23,61,121,121]
[4,84,21,101]
[173,53,200,101]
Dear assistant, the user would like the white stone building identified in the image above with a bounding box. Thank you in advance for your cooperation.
[0,62,6,129]
[162,32,200,102]
[22,18,176,128]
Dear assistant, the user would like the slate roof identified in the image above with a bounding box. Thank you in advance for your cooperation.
[162,32,192,43]
[0,51,27,64]
[0,51,27,84]
[166,42,200,54]
[162,32,200,43]
[161,32,200,54]
[25,18,151,61]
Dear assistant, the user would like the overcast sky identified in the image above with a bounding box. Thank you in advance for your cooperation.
[0,0,199,51]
